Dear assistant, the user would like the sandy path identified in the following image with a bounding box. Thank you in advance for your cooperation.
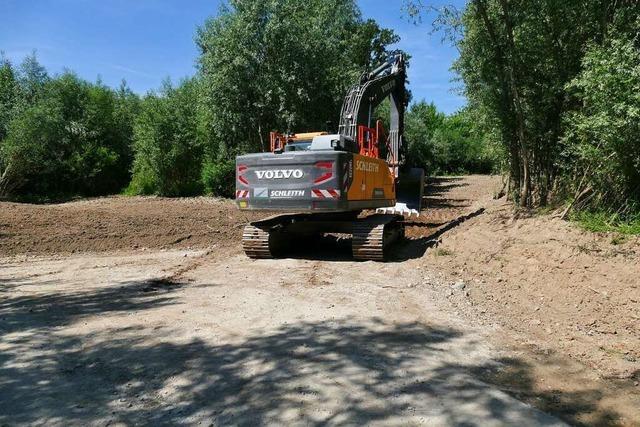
[0,249,563,426]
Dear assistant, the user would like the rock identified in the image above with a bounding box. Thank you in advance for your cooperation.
[452,280,466,291]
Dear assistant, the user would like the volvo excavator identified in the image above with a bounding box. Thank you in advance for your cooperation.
[235,53,424,261]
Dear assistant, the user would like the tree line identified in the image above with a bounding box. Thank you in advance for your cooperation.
[1,0,492,201]
[406,0,640,223]
[3,0,639,226]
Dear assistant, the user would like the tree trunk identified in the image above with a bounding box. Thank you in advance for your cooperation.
[258,123,267,152]
[520,148,531,207]
[497,0,530,207]
[0,163,16,198]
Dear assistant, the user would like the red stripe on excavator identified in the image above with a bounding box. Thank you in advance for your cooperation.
[314,172,332,184]
[311,189,340,199]
[238,164,249,185]
[315,161,333,169]
[314,161,334,185]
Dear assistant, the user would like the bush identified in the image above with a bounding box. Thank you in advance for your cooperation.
[405,103,498,175]
[201,159,235,198]
[128,78,204,197]
[562,30,640,215]
[125,164,157,196]
[0,101,63,197]
[0,61,137,199]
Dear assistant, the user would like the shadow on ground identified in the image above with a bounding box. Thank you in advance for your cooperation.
[279,208,486,262]
[0,277,184,334]
[0,275,622,425]
[275,177,482,263]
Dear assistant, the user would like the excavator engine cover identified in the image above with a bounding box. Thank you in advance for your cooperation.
[235,151,396,212]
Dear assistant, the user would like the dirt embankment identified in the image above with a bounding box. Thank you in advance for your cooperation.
[426,193,640,381]
[0,196,263,256]
[1,179,638,384]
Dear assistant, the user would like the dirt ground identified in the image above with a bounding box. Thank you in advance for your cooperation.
[1,176,639,426]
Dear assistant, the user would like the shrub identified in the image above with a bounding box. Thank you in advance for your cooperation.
[0,63,136,199]
[129,78,204,197]
[562,32,640,216]
[201,159,235,198]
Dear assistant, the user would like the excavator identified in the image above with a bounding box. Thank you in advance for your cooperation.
[235,53,424,261]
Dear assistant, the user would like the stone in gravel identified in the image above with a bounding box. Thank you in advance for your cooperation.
[452,280,466,291]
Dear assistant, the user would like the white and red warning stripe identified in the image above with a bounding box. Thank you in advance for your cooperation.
[311,189,341,199]
[235,190,249,199]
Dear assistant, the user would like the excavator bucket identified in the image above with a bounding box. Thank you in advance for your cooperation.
[377,168,425,218]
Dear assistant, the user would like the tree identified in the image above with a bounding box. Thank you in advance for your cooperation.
[0,100,63,197]
[196,0,399,160]
[562,29,640,214]
[410,0,640,207]
[404,101,497,175]
[405,101,444,171]
[18,51,49,104]
[128,78,205,196]
[0,68,139,198]
[0,55,19,142]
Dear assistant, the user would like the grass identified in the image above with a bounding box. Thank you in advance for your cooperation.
[433,248,454,256]
[571,210,640,236]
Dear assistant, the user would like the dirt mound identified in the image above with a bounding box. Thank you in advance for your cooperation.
[0,196,263,256]
[0,177,498,258]
[427,197,640,382]
[1,177,637,384]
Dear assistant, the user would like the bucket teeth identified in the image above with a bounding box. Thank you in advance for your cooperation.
[376,202,419,218]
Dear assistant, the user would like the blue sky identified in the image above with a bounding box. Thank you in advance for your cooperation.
[0,0,466,114]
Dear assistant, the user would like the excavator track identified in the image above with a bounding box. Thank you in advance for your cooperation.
[241,213,403,261]
[352,216,404,261]
[242,225,273,259]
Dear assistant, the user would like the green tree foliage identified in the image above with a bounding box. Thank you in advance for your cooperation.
[0,55,19,142]
[201,158,236,198]
[0,55,138,199]
[18,51,49,104]
[562,29,640,214]
[196,0,398,159]
[405,0,640,213]
[3,2,400,200]
[405,101,444,171]
[128,78,205,196]
[405,101,497,175]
